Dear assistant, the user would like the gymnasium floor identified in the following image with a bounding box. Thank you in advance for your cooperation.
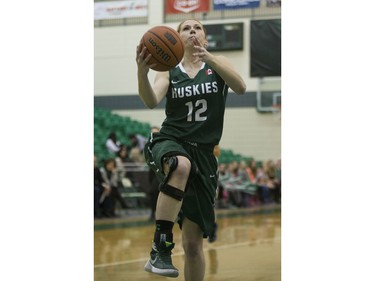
[94,205,281,281]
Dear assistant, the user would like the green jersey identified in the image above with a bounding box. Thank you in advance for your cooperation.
[160,62,229,146]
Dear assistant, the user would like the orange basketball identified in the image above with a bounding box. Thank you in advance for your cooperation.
[140,26,184,72]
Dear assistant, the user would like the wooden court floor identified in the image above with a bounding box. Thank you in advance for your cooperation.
[94,205,281,281]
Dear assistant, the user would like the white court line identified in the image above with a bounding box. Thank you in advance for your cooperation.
[94,236,281,268]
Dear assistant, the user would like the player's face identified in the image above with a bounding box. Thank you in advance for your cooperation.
[179,20,207,48]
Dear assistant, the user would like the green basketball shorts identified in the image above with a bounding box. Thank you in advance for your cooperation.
[144,132,218,240]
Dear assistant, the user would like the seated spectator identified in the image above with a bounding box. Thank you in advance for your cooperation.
[106,132,122,154]
[213,145,221,160]
[274,158,281,203]
[129,146,145,163]
[265,160,276,181]
[94,155,111,218]
[100,158,128,217]
[218,160,258,208]
[246,159,257,183]
[217,163,229,209]
[129,133,148,153]
[226,161,243,207]
[255,165,274,204]
[238,160,255,207]
[245,159,260,207]
[115,145,132,185]
[265,159,279,203]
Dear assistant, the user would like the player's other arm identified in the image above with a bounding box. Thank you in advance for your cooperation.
[192,39,246,95]
[138,70,169,109]
[136,45,169,109]
[208,55,246,95]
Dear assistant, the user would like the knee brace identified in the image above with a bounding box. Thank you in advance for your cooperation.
[163,154,199,184]
[159,183,185,201]
[159,155,184,201]
[159,155,199,201]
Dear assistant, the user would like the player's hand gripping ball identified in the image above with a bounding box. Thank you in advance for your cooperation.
[139,26,184,72]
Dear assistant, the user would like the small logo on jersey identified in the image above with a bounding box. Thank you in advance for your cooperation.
[206,69,213,75]
[185,140,198,147]
[171,80,180,84]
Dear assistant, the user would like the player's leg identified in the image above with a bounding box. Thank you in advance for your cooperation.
[182,217,205,281]
[155,155,191,222]
[144,154,193,278]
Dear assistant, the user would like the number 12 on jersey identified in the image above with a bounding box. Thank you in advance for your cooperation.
[185,99,208,122]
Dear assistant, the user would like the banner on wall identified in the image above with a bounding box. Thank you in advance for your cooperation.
[213,0,260,10]
[266,0,281,7]
[94,0,148,20]
[250,19,281,77]
[165,0,209,14]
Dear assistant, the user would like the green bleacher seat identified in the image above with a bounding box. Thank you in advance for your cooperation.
[94,108,253,167]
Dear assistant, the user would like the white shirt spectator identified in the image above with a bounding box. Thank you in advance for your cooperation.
[106,137,121,154]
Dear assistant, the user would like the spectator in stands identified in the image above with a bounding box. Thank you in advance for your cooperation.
[94,155,111,218]
[128,133,147,164]
[129,133,148,153]
[100,158,128,217]
[217,163,229,209]
[129,146,145,163]
[246,159,256,183]
[265,159,278,203]
[115,145,131,182]
[245,159,260,207]
[265,160,276,182]
[239,160,250,182]
[106,132,122,154]
[227,161,242,207]
[274,159,281,203]
[213,145,220,160]
[238,160,253,207]
[255,165,274,204]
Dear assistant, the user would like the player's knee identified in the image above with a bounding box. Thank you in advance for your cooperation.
[163,155,198,182]
[183,240,202,258]
[172,156,191,180]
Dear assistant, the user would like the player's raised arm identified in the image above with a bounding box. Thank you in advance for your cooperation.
[207,55,246,95]
[191,38,246,95]
[136,45,169,109]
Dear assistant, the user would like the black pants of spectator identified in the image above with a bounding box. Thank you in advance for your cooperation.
[94,184,101,218]
[216,184,228,209]
[228,190,242,207]
[94,185,115,218]
[108,186,129,216]
[257,185,272,204]
[271,182,281,203]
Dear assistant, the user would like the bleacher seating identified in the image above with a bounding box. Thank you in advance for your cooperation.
[218,149,253,164]
[94,107,253,165]
[94,107,151,164]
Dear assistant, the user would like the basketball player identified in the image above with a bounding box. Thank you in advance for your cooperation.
[135,19,246,281]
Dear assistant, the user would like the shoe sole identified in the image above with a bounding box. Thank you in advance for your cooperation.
[144,260,179,278]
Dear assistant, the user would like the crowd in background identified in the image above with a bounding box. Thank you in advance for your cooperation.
[216,158,281,210]
[94,131,281,219]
